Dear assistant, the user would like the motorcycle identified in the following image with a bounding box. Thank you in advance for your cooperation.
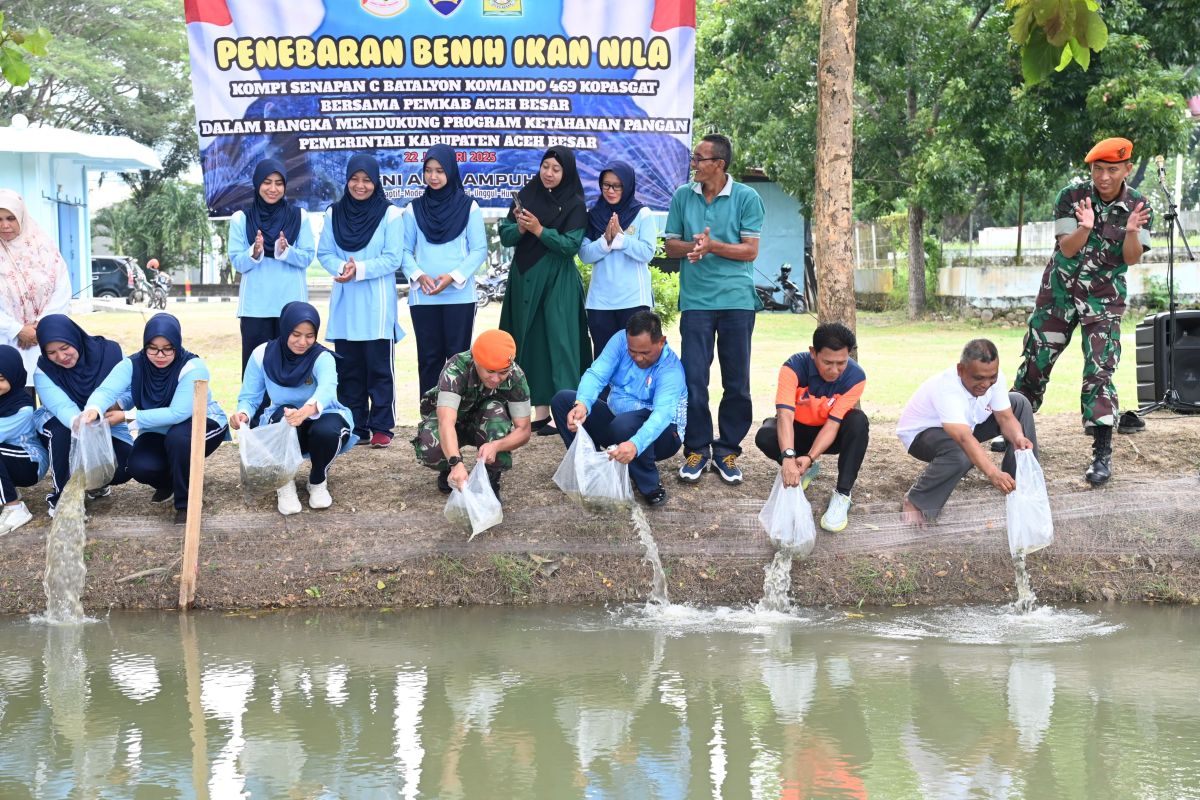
[475,262,509,309]
[754,264,805,314]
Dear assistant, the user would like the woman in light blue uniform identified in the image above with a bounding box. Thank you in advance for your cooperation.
[401,144,488,397]
[228,158,315,373]
[317,154,404,447]
[33,314,134,515]
[579,161,657,359]
[80,314,228,525]
[232,302,355,515]
[0,345,48,535]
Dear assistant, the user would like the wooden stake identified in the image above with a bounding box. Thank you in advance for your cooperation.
[178,379,209,608]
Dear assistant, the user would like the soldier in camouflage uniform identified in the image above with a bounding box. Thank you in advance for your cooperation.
[1012,137,1152,486]
[411,329,532,500]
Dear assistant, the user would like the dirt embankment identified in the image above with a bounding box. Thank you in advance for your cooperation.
[2,412,1198,614]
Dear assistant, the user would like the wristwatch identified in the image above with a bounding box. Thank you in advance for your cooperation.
[447,456,463,467]
[781,448,798,460]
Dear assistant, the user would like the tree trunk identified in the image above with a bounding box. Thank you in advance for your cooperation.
[1015,178,1025,265]
[907,203,926,319]
[812,0,859,334]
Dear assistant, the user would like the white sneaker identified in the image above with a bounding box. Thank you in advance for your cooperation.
[307,481,333,510]
[820,491,851,533]
[0,502,33,536]
[276,482,302,516]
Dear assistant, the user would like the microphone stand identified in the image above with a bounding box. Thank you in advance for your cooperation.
[1137,160,1198,416]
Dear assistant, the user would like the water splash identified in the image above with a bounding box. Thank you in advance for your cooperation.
[756,549,795,613]
[631,505,669,607]
[1012,552,1038,614]
[40,474,88,624]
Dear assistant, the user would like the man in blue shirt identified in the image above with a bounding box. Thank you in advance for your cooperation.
[663,134,765,486]
[550,310,687,506]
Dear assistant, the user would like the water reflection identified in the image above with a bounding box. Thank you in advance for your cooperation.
[0,605,1195,799]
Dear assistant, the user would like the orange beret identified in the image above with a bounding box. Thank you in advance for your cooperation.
[1085,137,1133,164]
[471,329,516,371]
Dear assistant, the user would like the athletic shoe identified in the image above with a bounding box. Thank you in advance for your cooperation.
[1117,410,1146,434]
[46,496,57,519]
[643,483,668,506]
[801,461,821,490]
[677,451,709,482]
[369,432,393,448]
[174,509,188,525]
[0,502,33,536]
[86,486,112,501]
[307,481,333,509]
[437,470,452,494]
[151,486,173,504]
[487,470,502,503]
[989,435,1006,453]
[821,491,852,533]
[354,434,372,446]
[536,423,561,437]
[713,454,744,485]
[277,482,302,515]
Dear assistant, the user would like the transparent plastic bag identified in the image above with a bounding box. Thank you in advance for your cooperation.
[758,471,817,557]
[444,460,503,540]
[69,416,116,491]
[552,426,633,513]
[238,421,303,503]
[1006,449,1054,556]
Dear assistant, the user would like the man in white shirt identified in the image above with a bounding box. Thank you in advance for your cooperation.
[896,339,1038,525]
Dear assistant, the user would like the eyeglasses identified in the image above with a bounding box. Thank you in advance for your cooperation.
[689,154,721,164]
[145,345,175,356]
[601,183,623,192]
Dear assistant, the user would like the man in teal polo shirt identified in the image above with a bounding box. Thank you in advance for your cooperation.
[663,134,766,485]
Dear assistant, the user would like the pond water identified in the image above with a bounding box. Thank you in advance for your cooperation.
[0,603,1197,799]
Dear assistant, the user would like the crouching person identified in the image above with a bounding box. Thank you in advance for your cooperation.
[754,322,869,532]
[412,329,532,501]
[231,302,355,515]
[0,346,48,534]
[549,310,685,506]
[896,338,1038,525]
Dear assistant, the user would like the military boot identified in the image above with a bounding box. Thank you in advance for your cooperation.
[1085,426,1113,485]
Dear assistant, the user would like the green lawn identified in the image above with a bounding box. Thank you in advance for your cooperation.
[75,303,1133,425]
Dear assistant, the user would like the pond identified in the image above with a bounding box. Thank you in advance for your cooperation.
[0,603,1196,799]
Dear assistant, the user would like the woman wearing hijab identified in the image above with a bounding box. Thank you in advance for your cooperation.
[0,345,49,535]
[33,314,134,515]
[232,302,355,515]
[401,144,488,397]
[0,190,73,380]
[317,154,404,448]
[579,161,658,359]
[228,159,316,374]
[499,146,591,434]
[80,314,228,525]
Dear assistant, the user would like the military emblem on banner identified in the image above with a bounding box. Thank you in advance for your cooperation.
[429,0,463,15]
[362,0,409,17]
[483,0,522,16]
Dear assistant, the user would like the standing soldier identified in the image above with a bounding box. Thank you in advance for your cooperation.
[1012,137,1151,486]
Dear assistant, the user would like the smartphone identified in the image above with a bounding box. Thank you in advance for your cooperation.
[513,196,523,215]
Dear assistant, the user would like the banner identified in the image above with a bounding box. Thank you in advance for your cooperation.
[184,0,696,217]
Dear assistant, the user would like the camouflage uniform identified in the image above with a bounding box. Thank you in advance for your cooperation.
[411,352,532,472]
[1012,180,1152,428]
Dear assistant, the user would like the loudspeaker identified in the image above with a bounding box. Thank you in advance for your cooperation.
[1135,311,1200,407]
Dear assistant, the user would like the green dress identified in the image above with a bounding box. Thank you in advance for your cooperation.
[498,221,592,406]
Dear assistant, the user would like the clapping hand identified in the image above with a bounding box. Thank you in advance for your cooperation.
[1126,201,1149,233]
[252,229,265,259]
[275,230,289,257]
[604,213,621,244]
[1074,198,1095,230]
[687,227,713,262]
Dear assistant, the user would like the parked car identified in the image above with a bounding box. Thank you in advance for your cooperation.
[91,256,138,299]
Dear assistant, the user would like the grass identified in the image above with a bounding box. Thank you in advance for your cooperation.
[73,301,1135,425]
[489,555,535,598]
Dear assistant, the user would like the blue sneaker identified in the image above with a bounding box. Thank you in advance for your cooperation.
[801,461,821,490]
[677,451,709,482]
[713,453,744,485]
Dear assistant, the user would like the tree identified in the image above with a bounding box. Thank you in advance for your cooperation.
[812,0,859,331]
[0,12,50,87]
[94,183,212,273]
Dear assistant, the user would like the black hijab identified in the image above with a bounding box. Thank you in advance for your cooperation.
[411,144,474,245]
[244,158,302,259]
[585,161,646,242]
[36,314,124,409]
[329,154,393,253]
[263,302,334,387]
[508,146,587,273]
[129,314,198,410]
[0,345,33,417]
